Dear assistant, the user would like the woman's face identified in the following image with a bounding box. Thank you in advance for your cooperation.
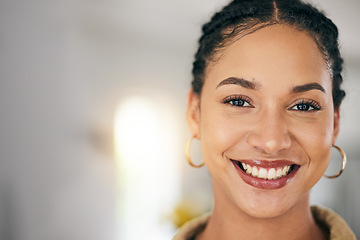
[187,25,340,218]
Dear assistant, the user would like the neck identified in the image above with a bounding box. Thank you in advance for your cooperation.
[198,184,326,240]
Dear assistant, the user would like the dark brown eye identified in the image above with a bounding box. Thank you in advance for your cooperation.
[290,100,322,112]
[223,95,253,108]
[230,99,245,106]
[295,103,311,111]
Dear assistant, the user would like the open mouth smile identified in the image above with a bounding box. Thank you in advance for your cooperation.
[231,159,300,189]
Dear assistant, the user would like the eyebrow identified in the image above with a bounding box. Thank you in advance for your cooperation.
[292,83,326,94]
[216,77,326,94]
[216,77,260,90]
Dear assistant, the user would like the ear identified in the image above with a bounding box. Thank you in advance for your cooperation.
[332,107,340,144]
[186,89,201,139]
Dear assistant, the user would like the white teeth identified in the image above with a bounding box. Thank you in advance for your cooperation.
[268,168,276,180]
[259,168,267,179]
[242,163,247,170]
[251,166,259,177]
[246,164,252,174]
[239,162,293,180]
[282,166,290,175]
[282,167,287,175]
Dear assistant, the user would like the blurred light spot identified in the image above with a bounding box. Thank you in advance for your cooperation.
[114,95,180,240]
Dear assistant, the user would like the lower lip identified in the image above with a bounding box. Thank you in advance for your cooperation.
[232,161,299,190]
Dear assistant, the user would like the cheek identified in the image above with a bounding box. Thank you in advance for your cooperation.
[295,115,334,185]
[199,106,236,165]
[199,109,227,161]
[299,121,333,153]
[199,107,252,175]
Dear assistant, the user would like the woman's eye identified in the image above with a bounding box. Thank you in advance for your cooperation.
[290,100,322,112]
[229,99,251,107]
[223,96,253,107]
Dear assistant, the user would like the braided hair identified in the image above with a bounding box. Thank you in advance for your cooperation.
[192,0,345,108]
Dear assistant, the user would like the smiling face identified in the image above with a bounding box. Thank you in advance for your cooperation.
[187,25,340,218]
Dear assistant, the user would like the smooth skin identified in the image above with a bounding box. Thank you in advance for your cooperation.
[187,25,339,240]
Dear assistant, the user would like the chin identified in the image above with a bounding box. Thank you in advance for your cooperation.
[230,187,309,220]
[241,202,291,219]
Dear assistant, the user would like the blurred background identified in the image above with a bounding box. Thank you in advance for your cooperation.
[0,0,359,239]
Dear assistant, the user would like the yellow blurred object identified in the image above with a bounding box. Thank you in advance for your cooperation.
[169,199,207,228]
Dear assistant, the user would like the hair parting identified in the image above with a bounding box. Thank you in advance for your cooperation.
[191,0,345,108]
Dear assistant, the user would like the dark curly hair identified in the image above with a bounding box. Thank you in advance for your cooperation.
[192,0,345,108]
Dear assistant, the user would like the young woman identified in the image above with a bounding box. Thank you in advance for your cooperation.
[173,0,356,239]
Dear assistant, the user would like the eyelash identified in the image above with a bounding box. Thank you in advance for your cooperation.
[222,96,322,112]
[288,99,322,112]
[222,95,254,108]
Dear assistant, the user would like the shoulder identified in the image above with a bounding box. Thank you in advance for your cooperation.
[172,207,356,240]
[172,214,210,240]
[311,205,356,240]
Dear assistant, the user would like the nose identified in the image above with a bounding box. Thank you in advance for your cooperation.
[247,109,291,155]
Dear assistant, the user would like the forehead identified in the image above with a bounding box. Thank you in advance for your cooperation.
[205,24,331,90]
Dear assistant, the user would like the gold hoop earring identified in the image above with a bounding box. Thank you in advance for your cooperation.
[324,145,347,179]
[185,136,204,168]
